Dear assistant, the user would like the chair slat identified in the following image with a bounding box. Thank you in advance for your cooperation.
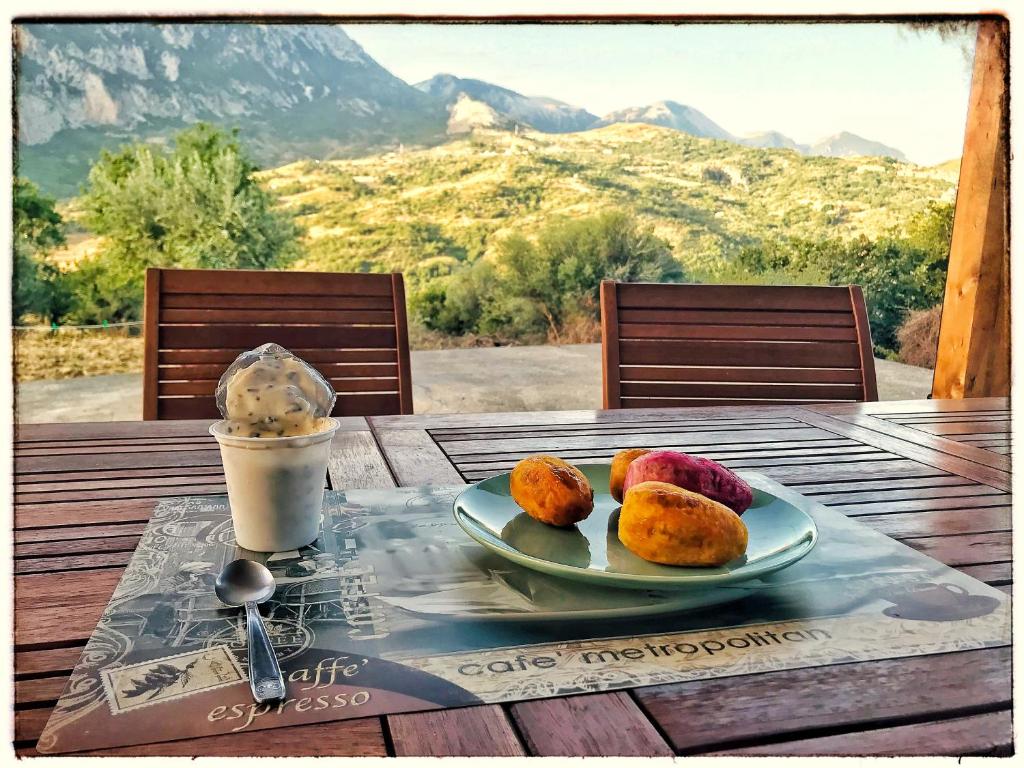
[158,348,398,365]
[619,339,862,368]
[156,392,403,420]
[158,363,399,380]
[162,294,395,311]
[620,365,863,384]
[618,323,858,342]
[161,268,394,296]
[155,397,224,420]
[618,308,856,327]
[616,283,854,311]
[159,324,398,350]
[333,392,404,416]
[158,377,399,397]
[161,309,397,325]
[144,268,413,419]
[620,381,864,400]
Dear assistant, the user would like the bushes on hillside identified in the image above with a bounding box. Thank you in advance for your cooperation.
[716,201,953,356]
[410,211,684,342]
[701,166,731,185]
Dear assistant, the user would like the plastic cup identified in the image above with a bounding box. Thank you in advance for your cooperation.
[209,418,339,552]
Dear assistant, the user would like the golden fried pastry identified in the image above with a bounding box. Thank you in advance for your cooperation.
[609,448,651,502]
[510,455,594,527]
[618,481,748,566]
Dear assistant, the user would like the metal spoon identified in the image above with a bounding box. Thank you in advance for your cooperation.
[215,559,286,703]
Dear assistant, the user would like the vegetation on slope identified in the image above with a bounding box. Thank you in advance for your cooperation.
[15,122,957,378]
[276,123,953,282]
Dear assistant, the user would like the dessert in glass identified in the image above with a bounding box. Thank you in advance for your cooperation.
[209,343,339,551]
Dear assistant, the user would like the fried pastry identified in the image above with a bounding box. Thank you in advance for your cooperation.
[618,481,748,566]
[510,454,594,527]
[609,448,651,503]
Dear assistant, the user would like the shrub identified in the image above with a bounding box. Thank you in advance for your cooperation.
[897,305,943,368]
[552,312,602,345]
[701,166,731,185]
[410,211,684,342]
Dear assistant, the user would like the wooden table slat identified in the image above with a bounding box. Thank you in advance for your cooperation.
[17,714,389,757]
[710,709,1012,756]
[902,531,1012,567]
[634,646,1010,754]
[388,705,526,756]
[372,428,465,486]
[510,692,674,756]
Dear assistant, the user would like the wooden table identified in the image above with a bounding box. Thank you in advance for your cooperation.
[14,399,1012,756]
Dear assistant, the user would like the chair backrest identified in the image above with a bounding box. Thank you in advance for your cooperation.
[600,281,878,409]
[143,268,413,420]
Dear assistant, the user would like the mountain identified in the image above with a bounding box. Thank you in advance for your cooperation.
[738,129,908,161]
[415,73,598,133]
[739,131,805,152]
[445,93,515,134]
[809,131,907,162]
[596,101,733,141]
[15,22,913,198]
[15,23,447,197]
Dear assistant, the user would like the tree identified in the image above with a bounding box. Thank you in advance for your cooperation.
[489,211,683,339]
[14,177,65,250]
[72,123,301,322]
[904,200,955,300]
[12,177,70,323]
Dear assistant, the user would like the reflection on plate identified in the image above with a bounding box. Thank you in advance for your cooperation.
[454,465,817,591]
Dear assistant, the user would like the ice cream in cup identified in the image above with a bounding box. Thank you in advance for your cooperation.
[209,343,339,552]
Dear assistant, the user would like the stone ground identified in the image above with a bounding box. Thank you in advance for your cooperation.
[15,343,933,423]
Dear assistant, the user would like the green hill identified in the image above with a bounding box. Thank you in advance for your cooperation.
[263,123,956,281]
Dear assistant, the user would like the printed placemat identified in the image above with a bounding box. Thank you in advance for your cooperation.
[38,475,1009,753]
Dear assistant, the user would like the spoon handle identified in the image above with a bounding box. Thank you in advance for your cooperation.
[245,601,286,702]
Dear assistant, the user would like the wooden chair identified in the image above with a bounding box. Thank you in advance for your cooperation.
[143,268,413,419]
[600,281,878,409]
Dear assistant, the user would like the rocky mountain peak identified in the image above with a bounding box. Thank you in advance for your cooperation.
[16,22,446,196]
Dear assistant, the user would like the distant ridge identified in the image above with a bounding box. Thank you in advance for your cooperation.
[808,131,907,162]
[739,131,805,152]
[737,129,906,161]
[596,100,734,140]
[415,73,598,133]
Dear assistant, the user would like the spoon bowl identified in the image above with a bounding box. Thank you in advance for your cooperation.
[215,558,276,607]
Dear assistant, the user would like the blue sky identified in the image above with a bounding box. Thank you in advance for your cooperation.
[346,22,975,166]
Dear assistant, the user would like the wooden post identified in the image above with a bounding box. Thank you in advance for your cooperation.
[932,18,1010,399]
[391,272,414,415]
[141,268,161,420]
[600,280,621,409]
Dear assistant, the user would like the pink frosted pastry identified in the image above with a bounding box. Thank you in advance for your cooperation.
[622,449,753,515]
